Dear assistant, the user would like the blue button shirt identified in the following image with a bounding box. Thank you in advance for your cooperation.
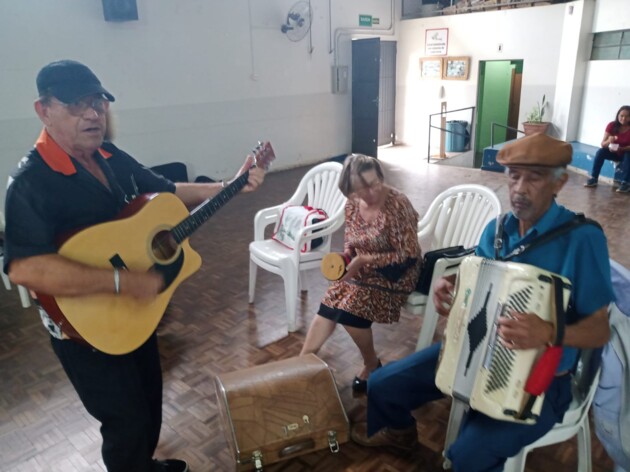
[475,201,614,372]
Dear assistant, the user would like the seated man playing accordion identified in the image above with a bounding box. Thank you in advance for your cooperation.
[351,133,614,472]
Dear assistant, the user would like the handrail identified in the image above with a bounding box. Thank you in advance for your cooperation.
[489,122,524,149]
[427,106,476,162]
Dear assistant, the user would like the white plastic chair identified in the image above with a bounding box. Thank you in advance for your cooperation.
[405,184,501,351]
[0,210,31,308]
[413,254,471,351]
[0,212,9,291]
[248,162,347,332]
[504,371,601,471]
[1,256,11,290]
[441,350,602,471]
[0,256,32,308]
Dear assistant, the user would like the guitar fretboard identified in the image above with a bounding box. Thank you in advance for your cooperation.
[170,170,249,243]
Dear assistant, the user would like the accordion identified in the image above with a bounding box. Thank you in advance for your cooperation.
[435,256,571,423]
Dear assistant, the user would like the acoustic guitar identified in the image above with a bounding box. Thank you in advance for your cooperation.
[37,142,275,355]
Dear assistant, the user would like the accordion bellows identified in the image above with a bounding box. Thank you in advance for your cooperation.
[436,256,571,423]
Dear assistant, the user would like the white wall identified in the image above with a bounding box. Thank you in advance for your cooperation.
[577,0,630,146]
[591,0,630,31]
[0,0,397,208]
[1,0,628,210]
[552,0,595,141]
[395,4,567,153]
[395,0,630,155]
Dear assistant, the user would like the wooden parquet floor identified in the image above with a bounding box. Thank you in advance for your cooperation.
[1,145,627,472]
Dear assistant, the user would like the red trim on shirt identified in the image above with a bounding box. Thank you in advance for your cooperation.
[34,128,112,176]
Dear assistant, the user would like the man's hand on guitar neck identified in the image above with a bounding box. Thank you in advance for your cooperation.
[237,153,265,193]
[174,153,265,208]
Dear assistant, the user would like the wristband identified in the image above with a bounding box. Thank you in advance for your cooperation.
[114,268,120,295]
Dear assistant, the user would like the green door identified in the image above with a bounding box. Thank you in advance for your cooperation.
[474,61,513,167]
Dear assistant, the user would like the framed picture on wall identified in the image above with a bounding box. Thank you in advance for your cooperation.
[443,56,470,80]
[420,57,443,79]
[425,28,448,56]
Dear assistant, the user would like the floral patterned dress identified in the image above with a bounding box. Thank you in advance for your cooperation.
[320,189,421,324]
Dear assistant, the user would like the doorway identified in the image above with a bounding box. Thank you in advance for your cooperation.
[474,60,523,167]
[351,38,397,158]
[378,41,397,147]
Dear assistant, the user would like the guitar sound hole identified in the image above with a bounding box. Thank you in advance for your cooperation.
[152,230,178,262]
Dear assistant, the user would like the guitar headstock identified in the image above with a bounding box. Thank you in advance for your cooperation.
[252,141,276,171]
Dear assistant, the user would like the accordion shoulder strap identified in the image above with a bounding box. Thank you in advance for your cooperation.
[495,213,603,261]
[550,274,567,346]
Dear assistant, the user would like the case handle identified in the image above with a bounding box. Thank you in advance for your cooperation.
[279,438,315,457]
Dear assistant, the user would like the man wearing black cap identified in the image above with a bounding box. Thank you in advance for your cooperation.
[3,60,265,472]
[351,134,614,471]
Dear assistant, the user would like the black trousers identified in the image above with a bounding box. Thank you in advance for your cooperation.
[51,333,163,472]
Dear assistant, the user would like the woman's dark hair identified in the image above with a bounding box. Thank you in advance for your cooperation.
[611,105,630,133]
[338,154,385,197]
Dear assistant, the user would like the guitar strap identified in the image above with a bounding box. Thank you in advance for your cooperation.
[99,154,137,206]
[98,142,143,206]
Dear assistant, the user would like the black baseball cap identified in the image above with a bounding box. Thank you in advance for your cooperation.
[36,60,115,103]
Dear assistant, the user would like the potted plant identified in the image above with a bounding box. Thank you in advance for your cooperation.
[522,94,551,136]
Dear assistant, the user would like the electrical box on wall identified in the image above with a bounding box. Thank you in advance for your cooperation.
[332,66,348,94]
[102,0,138,21]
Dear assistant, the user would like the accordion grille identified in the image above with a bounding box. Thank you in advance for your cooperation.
[484,285,535,394]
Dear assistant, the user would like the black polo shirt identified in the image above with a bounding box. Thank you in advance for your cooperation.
[3,129,176,272]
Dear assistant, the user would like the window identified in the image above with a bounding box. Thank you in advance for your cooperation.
[591,29,630,60]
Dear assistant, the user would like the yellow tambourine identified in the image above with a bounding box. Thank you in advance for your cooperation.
[321,253,351,281]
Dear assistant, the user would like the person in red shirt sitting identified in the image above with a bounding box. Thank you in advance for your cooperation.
[584,105,630,193]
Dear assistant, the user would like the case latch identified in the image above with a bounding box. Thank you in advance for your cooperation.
[328,430,340,453]
[252,450,263,471]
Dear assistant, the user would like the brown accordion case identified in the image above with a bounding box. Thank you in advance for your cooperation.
[214,354,349,471]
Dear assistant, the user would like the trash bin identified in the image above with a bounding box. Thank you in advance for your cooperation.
[446,120,469,152]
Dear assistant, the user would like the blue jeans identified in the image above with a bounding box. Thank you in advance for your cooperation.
[590,148,630,184]
[366,343,573,472]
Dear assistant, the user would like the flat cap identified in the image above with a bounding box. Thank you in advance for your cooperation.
[36,60,115,104]
[497,133,572,167]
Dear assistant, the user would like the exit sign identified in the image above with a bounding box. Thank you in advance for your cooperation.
[359,14,372,27]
